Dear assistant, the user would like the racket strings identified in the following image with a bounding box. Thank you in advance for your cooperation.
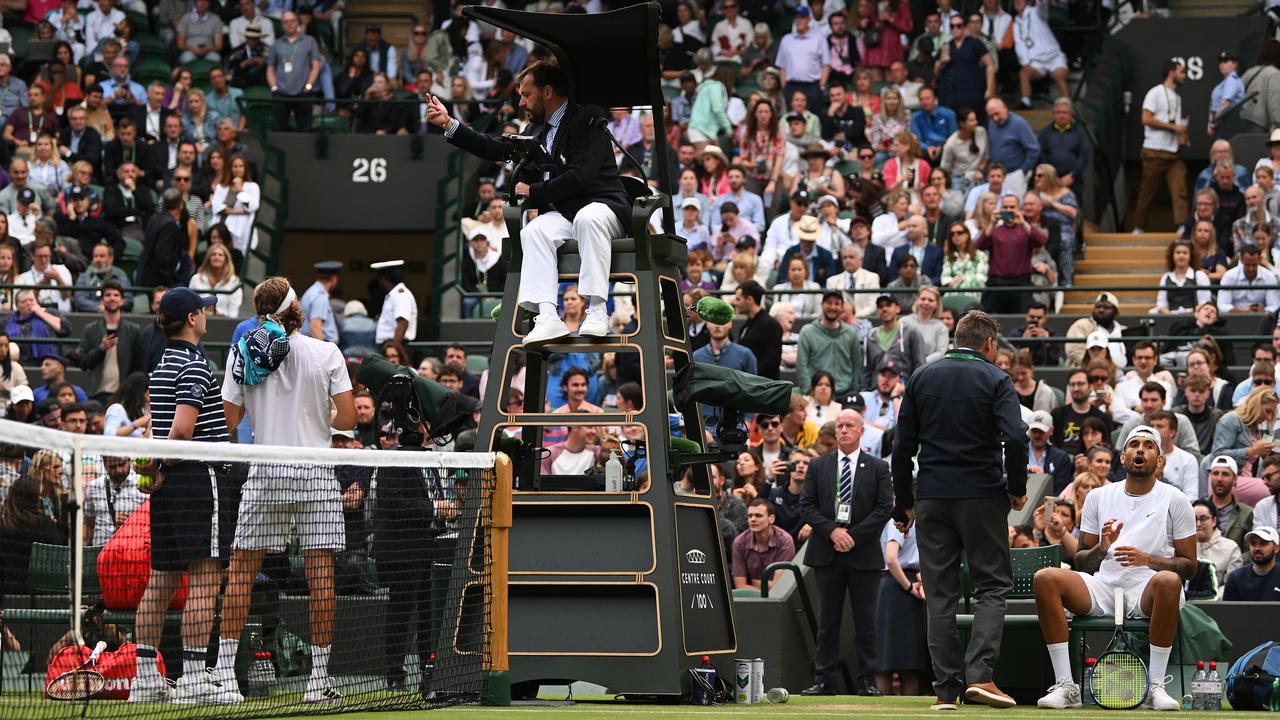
[47,670,106,701]
[1091,651,1149,709]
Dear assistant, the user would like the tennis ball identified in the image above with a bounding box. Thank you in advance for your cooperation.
[136,474,155,494]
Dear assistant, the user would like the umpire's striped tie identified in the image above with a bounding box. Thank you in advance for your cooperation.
[839,456,853,506]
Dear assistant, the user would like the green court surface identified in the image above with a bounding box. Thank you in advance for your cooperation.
[5,694,1271,720]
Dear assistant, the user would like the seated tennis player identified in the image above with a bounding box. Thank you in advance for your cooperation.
[1031,425,1196,711]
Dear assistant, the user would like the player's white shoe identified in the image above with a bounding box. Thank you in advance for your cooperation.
[174,668,243,705]
[1142,681,1181,711]
[1037,680,1083,709]
[128,674,173,703]
[303,678,345,704]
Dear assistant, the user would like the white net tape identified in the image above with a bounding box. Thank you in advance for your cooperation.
[0,419,498,470]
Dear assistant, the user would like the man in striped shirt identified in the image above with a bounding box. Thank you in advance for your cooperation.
[131,287,241,705]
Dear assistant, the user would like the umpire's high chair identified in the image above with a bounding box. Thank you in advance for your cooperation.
[470,2,739,698]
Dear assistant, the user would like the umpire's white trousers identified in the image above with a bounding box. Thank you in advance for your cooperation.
[518,203,622,311]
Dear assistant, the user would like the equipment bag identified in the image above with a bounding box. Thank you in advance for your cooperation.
[98,499,189,611]
[46,643,166,700]
[1226,641,1280,711]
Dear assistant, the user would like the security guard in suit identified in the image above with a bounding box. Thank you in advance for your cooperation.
[799,408,893,696]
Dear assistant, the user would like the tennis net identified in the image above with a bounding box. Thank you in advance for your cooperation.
[0,419,510,719]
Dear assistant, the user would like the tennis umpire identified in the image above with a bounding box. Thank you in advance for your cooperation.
[1032,425,1196,711]
[891,310,1028,710]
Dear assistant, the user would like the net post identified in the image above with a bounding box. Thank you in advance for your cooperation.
[483,451,513,706]
[71,436,84,645]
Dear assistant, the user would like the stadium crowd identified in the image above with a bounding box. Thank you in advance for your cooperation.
[1,0,1280,703]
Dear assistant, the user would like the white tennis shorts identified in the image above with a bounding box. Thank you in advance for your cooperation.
[1027,52,1068,76]
[232,498,345,553]
[1078,571,1186,620]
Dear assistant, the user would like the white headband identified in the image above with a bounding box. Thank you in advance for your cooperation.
[271,286,296,317]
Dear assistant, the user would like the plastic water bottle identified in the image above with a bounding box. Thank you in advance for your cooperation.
[1083,658,1097,706]
[1207,661,1222,711]
[246,651,275,697]
[1191,660,1207,711]
[605,450,624,492]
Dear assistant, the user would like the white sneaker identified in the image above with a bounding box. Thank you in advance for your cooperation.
[173,668,243,705]
[128,674,173,703]
[577,307,610,337]
[303,678,345,704]
[1142,682,1181,711]
[522,314,571,346]
[1037,680,1083,709]
[1131,227,1144,234]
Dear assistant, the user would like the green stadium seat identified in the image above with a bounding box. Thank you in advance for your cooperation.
[9,26,31,59]
[125,9,151,34]
[123,236,144,262]
[135,33,166,53]
[184,58,219,82]
[313,114,350,133]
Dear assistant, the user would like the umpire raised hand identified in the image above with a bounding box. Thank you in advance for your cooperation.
[891,310,1029,711]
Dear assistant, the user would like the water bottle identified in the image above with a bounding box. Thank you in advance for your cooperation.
[1191,660,1207,711]
[689,655,719,706]
[605,450,624,492]
[1083,658,1097,706]
[246,651,276,697]
[1207,660,1222,711]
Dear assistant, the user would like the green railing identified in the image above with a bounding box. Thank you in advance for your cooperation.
[236,98,290,281]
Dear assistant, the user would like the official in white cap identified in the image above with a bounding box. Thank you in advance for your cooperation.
[371,260,418,344]
[1032,424,1196,711]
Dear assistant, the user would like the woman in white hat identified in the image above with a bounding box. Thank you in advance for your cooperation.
[698,145,731,198]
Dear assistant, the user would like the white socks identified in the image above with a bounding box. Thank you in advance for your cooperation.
[217,638,239,683]
[182,647,206,679]
[1149,644,1172,683]
[538,302,557,317]
[588,297,606,313]
[136,645,160,680]
[1047,641,1072,683]
[310,644,331,681]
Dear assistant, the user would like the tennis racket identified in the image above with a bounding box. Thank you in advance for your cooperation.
[1088,587,1149,709]
[46,641,108,701]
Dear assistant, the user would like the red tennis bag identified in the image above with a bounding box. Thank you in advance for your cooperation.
[97,499,189,610]
[45,643,166,700]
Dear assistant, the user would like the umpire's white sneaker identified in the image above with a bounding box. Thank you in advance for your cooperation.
[173,669,242,705]
[1037,680,1082,709]
[523,315,571,346]
[577,306,610,337]
[1142,682,1181,711]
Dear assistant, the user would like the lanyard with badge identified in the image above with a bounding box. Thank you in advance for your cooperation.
[1019,14,1033,49]
[836,463,852,524]
[280,38,299,75]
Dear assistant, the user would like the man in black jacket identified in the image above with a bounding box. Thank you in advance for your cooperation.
[892,310,1029,710]
[424,62,629,347]
[799,408,893,696]
[76,280,145,403]
[57,186,124,259]
[734,280,782,380]
[59,106,104,181]
[103,119,161,188]
[135,189,186,287]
